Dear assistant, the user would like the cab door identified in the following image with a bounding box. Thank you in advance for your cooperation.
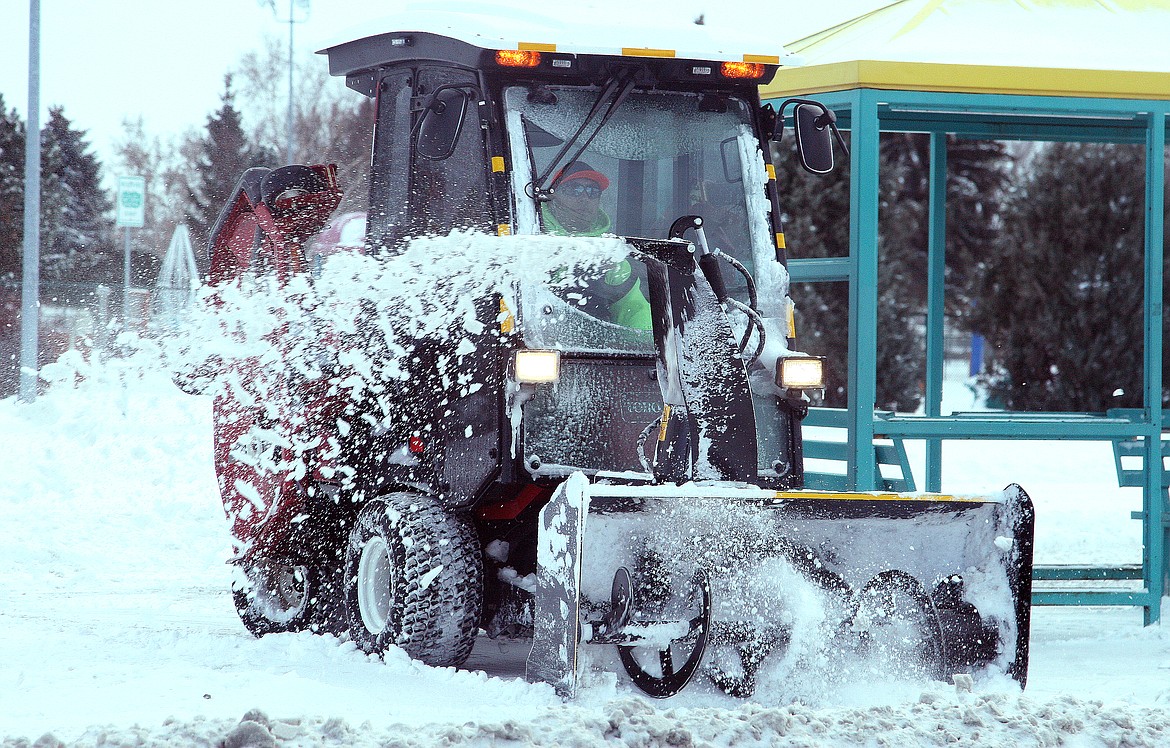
[365,64,504,507]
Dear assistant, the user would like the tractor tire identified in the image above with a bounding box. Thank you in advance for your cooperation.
[232,552,345,637]
[344,493,483,668]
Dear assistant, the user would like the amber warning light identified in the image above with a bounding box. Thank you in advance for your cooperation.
[496,50,542,67]
[721,62,765,79]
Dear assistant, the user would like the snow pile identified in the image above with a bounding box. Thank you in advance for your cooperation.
[16,690,1170,747]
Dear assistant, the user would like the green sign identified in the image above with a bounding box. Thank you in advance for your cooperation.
[116,176,146,228]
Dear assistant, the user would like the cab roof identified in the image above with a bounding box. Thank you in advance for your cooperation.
[320,2,797,82]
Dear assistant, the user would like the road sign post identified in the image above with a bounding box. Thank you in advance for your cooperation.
[116,176,146,323]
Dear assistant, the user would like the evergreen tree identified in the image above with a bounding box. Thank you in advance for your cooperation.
[970,142,1161,411]
[181,75,274,257]
[0,94,25,278]
[38,106,114,284]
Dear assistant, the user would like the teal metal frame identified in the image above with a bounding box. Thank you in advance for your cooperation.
[771,87,1169,623]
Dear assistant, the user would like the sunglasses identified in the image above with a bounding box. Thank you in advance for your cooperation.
[561,182,602,199]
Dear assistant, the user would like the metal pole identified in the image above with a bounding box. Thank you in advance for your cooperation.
[19,0,41,403]
[287,0,294,164]
[122,226,131,323]
[95,284,110,360]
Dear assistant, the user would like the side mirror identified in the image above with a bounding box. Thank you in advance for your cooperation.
[416,88,470,161]
[793,103,835,175]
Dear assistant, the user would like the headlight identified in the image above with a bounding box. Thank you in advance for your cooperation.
[777,356,825,390]
[513,349,561,383]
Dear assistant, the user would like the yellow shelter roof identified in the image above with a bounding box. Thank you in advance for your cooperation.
[762,0,1170,100]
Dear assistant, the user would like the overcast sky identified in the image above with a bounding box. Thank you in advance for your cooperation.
[0,0,885,176]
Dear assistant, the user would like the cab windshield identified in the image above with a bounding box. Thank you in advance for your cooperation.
[504,84,774,352]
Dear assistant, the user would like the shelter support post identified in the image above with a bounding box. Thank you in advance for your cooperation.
[924,132,947,492]
[848,90,881,490]
[1141,111,1166,624]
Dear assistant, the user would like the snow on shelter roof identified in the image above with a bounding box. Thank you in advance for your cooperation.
[761,0,1170,101]
[319,1,796,70]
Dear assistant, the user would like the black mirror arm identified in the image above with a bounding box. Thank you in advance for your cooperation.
[411,83,484,124]
[831,124,850,157]
[813,109,850,157]
[757,104,778,141]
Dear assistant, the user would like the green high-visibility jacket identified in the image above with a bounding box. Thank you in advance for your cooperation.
[541,205,652,330]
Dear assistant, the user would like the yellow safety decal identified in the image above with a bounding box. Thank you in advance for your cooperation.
[518,42,556,52]
[787,298,796,338]
[744,54,781,65]
[658,405,672,442]
[491,156,506,173]
[765,164,776,181]
[623,47,676,58]
[776,232,786,249]
[773,490,989,504]
[497,224,512,236]
[499,297,515,333]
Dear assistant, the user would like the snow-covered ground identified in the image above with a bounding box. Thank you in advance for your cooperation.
[2,356,1170,747]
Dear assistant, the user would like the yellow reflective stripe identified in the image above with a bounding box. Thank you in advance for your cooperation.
[765,164,776,181]
[491,156,506,173]
[776,232,786,249]
[658,405,672,441]
[787,298,796,338]
[744,54,780,64]
[773,490,990,503]
[497,224,512,236]
[499,297,514,333]
[518,42,556,52]
[623,47,676,58]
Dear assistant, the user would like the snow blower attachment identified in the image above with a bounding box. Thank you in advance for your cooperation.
[523,240,1034,698]
[529,481,1033,698]
[194,7,1035,701]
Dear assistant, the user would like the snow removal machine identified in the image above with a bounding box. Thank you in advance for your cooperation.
[199,6,1034,699]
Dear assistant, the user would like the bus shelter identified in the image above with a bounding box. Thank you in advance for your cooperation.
[760,0,1170,622]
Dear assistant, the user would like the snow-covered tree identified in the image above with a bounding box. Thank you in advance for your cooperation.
[38,107,114,283]
[0,94,25,279]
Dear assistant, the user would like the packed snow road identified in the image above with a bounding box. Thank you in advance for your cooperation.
[3,363,1170,746]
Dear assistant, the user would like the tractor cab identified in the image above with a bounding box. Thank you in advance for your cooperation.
[325,11,797,291]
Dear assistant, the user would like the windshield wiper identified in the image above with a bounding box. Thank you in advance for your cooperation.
[531,72,636,202]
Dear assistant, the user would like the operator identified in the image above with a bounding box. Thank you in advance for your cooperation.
[541,161,651,330]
